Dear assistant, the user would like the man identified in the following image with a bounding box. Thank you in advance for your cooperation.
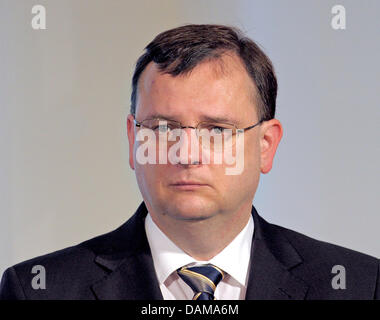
[1,24,378,300]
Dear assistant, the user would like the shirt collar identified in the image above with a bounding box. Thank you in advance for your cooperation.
[145,212,254,287]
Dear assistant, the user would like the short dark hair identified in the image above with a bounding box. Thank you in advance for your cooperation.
[130,24,277,121]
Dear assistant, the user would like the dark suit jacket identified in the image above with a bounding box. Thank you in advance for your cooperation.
[1,202,379,299]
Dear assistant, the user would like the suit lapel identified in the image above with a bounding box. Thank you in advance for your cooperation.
[91,203,163,300]
[245,206,309,300]
[91,253,163,300]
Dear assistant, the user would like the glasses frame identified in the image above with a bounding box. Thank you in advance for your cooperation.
[133,117,264,134]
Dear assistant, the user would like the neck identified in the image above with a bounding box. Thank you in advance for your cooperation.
[149,201,252,261]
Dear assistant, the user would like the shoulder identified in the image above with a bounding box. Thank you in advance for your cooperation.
[270,222,379,298]
[0,204,147,300]
[275,223,378,265]
[0,224,128,300]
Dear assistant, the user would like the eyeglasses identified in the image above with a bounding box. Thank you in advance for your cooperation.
[133,117,263,152]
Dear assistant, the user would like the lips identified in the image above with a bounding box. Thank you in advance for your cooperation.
[169,180,209,190]
[171,180,206,185]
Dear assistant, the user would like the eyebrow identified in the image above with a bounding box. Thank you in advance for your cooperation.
[144,114,177,121]
[144,113,237,124]
[198,114,237,124]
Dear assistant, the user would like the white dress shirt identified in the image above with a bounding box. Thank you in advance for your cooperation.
[145,213,254,300]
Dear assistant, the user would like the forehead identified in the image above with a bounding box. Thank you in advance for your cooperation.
[136,53,258,122]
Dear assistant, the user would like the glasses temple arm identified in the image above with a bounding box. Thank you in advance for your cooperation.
[242,119,264,131]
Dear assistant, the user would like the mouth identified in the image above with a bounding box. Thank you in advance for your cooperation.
[169,181,209,191]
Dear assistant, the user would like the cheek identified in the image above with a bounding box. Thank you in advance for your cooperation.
[245,148,261,172]
[135,164,163,196]
[244,137,261,170]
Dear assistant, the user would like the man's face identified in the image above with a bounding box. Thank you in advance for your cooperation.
[127,53,280,223]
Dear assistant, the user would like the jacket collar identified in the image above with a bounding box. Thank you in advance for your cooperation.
[91,202,309,300]
[245,206,309,299]
[91,202,163,300]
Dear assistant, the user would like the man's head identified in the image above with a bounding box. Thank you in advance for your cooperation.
[127,24,282,232]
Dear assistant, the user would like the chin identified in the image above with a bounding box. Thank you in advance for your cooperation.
[164,197,218,221]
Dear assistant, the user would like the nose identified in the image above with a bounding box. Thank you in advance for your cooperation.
[177,127,202,165]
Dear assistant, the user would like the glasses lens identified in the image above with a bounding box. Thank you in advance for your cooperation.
[197,122,236,153]
[141,119,180,134]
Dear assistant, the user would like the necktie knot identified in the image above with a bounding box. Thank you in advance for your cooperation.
[177,263,225,300]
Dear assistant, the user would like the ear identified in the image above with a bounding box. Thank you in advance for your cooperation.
[126,114,136,170]
[259,119,283,174]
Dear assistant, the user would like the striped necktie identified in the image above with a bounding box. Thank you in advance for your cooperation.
[177,264,225,300]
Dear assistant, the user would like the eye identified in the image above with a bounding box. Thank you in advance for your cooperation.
[210,126,225,135]
[156,124,170,132]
